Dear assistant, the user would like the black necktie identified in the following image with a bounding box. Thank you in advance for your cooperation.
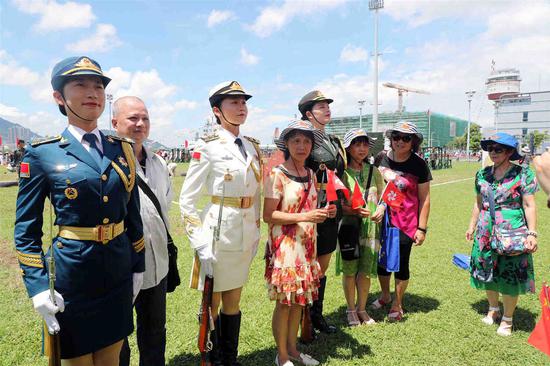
[83,133,103,167]
[235,138,247,160]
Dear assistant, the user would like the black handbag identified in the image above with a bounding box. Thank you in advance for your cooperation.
[338,164,374,261]
[137,176,181,293]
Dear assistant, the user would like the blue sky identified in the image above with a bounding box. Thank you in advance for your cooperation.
[1,0,549,146]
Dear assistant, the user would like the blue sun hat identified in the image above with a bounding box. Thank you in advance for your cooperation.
[480,132,522,160]
[275,120,325,152]
[343,128,376,149]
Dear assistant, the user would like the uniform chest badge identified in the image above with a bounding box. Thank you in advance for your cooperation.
[319,163,327,171]
[118,156,128,167]
[107,136,115,143]
[224,171,233,181]
[64,187,78,200]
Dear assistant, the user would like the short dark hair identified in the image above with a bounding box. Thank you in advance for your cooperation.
[283,129,314,160]
[345,137,371,163]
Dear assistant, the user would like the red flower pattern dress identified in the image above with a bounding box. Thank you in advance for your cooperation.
[264,166,321,306]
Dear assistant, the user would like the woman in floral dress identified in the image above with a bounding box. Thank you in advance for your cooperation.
[466,133,538,337]
[264,121,335,366]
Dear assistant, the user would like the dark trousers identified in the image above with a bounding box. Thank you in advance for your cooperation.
[120,276,167,366]
[377,230,414,280]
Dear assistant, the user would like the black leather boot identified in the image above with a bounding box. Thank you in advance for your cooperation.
[311,277,336,334]
[220,312,242,366]
[208,317,224,366]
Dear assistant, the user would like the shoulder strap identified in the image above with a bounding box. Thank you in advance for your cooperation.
[137,176,172,241]
[363,164,374,202]
[487,183,496,223]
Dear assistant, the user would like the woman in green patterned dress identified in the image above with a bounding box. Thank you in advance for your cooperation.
[466,133,538,336]
[337,129,385,326]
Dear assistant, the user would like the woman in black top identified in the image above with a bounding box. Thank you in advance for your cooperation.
[299,90,344,334]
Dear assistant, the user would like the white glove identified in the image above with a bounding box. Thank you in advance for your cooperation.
[196,245,214,276]
[132,272,144,303]
[32,289,65,334]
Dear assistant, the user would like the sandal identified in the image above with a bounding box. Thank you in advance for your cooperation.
[289,353,319,366]
[370,297,391,310]
[346,309,361,327]
[497,316,513,337]
[387,308,404,322]
[481,306,501,325]
[357,310,376,325]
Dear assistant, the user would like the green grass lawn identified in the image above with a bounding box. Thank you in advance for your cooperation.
[0,162,548,365]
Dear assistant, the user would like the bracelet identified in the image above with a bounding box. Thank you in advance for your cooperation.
[418,227,428,234]
[527,231,538,238]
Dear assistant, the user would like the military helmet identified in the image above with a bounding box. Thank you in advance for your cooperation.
[298,90,333,117]
[208,81,252,107]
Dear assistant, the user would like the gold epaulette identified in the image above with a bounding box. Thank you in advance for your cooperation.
[244,136,260,145]
[31,136,62,147]
[106,135,135,144]
[201,133,219,143]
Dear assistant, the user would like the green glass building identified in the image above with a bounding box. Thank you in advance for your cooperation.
[325,110,470,147]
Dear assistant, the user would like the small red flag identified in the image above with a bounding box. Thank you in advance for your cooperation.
[528,283,550,356]
[184,140,189,149]
[325,169,349,202]
[0,134,2,146]
[192,151,201,160]
[351,179,365,209]
[381,181,405,211]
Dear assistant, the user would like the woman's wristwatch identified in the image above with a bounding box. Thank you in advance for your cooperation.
[417,227,428,234]
[527,230,538,238]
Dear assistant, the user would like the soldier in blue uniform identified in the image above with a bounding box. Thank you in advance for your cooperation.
[14,56,145,365]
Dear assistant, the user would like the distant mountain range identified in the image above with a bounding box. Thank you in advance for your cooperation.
[0,117,168,150]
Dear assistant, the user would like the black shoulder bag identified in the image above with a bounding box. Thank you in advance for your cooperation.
[338,165,374,261]
[137,176,181,293]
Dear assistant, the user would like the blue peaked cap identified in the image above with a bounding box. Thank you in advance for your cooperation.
[51,56,111,91]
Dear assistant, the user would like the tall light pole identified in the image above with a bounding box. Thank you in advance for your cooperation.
[465,91,475,161]
[358,100,366,129]
[369,0,383,133]
[106,93,113,132]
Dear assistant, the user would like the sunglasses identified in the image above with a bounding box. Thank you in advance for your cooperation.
[391,133,412,143]
[487,145,505,154]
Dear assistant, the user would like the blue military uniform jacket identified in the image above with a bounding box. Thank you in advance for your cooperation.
[14,128,145,298]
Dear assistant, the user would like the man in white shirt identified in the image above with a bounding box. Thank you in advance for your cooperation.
[113,96,173,366]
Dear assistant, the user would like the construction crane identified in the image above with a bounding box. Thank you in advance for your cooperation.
[383,82,430,113]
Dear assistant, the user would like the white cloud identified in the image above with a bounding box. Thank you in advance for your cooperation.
[485,2,550,39]
[207,9,236,28]
[12,0,96,31]
[0,103,64,137]
[340,44,368,63]
[248,0,348,37]
[240,47,259,66]
[0,103,26,119]
[0,50,40,86]
[66,24,122,53]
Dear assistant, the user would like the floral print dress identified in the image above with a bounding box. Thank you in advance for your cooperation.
[470,164,538,296]
[264,166,321,306]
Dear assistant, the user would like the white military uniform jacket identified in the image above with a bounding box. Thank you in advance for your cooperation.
[179,128,261,292]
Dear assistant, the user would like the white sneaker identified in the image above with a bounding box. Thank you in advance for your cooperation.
[290,353,320,366]
[275,354,295,366]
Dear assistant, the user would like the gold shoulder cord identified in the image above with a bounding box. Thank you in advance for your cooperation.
[246,137,263,183]
[111,141,136,192]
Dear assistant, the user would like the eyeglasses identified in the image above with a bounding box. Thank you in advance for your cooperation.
[487,145,505,154]
[391,133,412,143]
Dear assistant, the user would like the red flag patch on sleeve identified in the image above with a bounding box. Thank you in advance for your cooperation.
[192,151,201,161]
[19,162,30,178]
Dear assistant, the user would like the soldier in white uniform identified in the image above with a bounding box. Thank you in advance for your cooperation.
[179,81,261,366]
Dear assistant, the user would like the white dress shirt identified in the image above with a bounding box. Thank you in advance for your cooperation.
[137,146,173,289]
[67,125,104,153]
